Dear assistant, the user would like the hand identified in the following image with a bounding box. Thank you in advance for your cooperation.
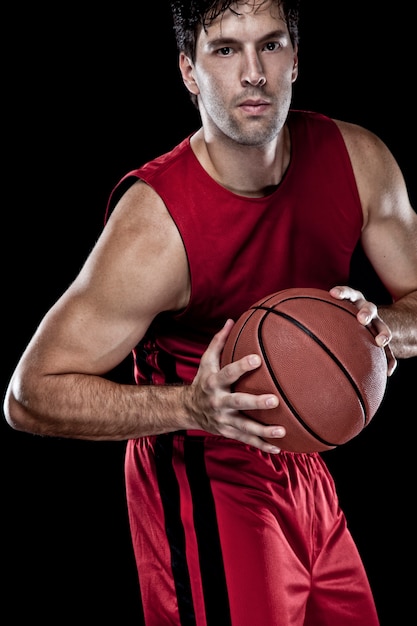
[329,286,397,376]
[189,319,285,453]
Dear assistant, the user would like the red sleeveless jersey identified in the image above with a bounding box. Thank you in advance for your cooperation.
[106,110,362,385]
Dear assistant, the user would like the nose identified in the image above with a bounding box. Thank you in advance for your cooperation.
[241,51,266,87]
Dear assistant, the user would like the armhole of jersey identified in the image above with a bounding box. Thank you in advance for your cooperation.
[104,173,141,225]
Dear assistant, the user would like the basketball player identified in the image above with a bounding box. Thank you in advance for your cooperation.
[4,1,417,624]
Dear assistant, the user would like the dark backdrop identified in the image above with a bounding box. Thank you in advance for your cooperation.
[3,2,415,624]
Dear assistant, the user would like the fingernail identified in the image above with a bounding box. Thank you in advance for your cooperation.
[269,446,281,454]
[266,397,278,407]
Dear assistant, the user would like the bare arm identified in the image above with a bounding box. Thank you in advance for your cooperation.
[335,120,417,360]
[4,181,284,450]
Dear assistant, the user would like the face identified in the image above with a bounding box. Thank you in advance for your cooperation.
[180,0,298,146]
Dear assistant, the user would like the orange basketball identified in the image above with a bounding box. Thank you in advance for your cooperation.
[220,288,388,452]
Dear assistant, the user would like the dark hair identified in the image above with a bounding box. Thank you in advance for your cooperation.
[170,0,300,61]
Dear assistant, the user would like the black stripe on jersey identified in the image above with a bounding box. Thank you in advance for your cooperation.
[184,436,232,626]
[154,434,197,626]
[134,335,183,385]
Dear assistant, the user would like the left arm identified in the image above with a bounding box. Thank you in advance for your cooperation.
[336,119,417,360]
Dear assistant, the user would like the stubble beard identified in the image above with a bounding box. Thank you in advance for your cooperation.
[204,92,291,147]
[226,115,285,146]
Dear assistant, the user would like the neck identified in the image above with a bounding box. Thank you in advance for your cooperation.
[190,126,291,197]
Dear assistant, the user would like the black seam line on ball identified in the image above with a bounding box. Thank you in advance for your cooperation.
[252,307,367,443]
[252,296,377,346]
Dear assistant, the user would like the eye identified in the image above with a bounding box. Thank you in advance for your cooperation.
[217,47,233,56]
[263,42,281,52]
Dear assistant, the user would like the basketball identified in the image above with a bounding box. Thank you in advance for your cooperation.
[220,287,388,452]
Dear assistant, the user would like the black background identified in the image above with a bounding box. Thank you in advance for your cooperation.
[3,2,415,624]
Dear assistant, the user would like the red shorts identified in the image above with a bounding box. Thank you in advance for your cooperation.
[125,432,379,626]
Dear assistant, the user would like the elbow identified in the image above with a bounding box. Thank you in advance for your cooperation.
[3,378,39,434]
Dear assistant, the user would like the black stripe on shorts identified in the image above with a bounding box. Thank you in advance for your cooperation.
[155,433,232,626]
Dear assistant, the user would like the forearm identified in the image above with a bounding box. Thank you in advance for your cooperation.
[379,291,417,359]
[4,373,194,441]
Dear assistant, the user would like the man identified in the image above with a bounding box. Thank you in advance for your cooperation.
[4,1,417,624]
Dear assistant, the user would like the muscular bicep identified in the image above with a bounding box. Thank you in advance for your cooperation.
[360,193,417,300]
[20,181,190,377]
[337,120,417,300]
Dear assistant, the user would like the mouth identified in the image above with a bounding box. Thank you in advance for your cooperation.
[238,99,271,115]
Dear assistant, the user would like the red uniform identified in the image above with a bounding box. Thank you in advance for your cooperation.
[107,110,380,625]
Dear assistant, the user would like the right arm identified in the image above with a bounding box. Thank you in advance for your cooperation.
[4,180,284,451]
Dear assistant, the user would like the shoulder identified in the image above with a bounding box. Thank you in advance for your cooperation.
[332,118,395,174]
[331,119,408,220]
[97,179,190,313]
[107,178,175,233]
[107,177,188,270]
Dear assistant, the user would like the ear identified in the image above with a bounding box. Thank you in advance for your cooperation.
[179,52,200,96]
[291,45,299,83]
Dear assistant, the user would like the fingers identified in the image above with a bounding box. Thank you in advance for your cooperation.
[330,285,388,337]
[330,286,372,324]
[206,318,235,359]
[191,320,286,452]
[208,358,283,449]
[383,343,397,376]
[212,404,286,453]
[202,318,276,392]
[219,352,262,387]
[217,419,286,454]
[330,285,398,375]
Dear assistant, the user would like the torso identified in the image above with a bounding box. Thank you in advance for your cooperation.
[106,110,364,385]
